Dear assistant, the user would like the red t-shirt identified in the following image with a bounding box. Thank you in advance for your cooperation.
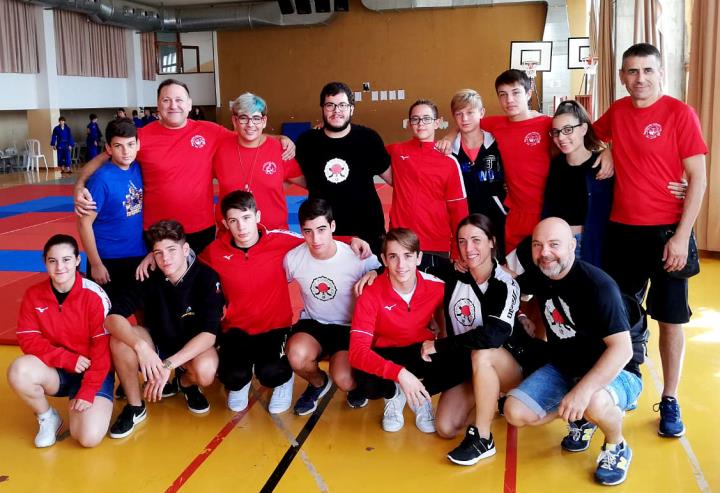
[213,135,302,231]
[349,271,444,381]
[386,139,468,254]
[594,96,707,225]
[137,120,232,233]
[481,115,552,214]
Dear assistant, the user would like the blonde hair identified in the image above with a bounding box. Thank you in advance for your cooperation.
[451,89,483,114]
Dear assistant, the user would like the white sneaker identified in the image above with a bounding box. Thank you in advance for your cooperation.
[227,381,251,412]
[411,398,436,433]
[382,384,406,432]
[35,407,62,448]
[268,374,294,414]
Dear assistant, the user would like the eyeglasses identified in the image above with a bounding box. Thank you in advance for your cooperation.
[323,102,352,112]
[409,116,436,126]
[549,123,583,138]
[235,115,265,126]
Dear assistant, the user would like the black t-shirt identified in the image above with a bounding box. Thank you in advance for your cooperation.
[453,136,506,216]
[110,255,225,355]
[295,125,390,244]
[517,259,642,378]
[544,152,598,226]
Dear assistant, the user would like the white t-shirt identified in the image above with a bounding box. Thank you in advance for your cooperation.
[284,240,382,325]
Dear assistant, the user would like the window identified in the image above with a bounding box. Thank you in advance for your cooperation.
[155,33,202,74]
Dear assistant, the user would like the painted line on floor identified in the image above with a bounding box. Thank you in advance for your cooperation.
[165,388,267,493]
[0,215,69,237]
[503,424,518,493]
[259,385,337,493]
[645,355,711,493]
[269,413,329,492]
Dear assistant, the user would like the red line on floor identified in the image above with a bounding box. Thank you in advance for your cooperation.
[503,425,518,493]
[165,388,267,493]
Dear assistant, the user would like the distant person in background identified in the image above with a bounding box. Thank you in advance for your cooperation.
[141,108,155,126]
[116,108,127,119]
[132,110,144,128]
[190,107,206,121]
[51,116,74,174]
[85,114,102,161]
[150,110,159,122]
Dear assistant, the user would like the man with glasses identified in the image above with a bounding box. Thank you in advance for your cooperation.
[213,92,306,231]
[296,82,392,254]
[386,99,468,270]
[594,43,707,438]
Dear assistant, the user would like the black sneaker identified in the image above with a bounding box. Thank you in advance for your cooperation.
[162,376,180,398]
[179,382,210,414]
[447,426,496,465]
[293,372,332,416]
[109,403,147,439]
[346,388,369,409]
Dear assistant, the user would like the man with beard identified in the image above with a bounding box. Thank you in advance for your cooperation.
[295,82,393,254]
[503,217,645,486]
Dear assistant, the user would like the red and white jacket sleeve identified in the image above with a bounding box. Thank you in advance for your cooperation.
[349,292,404,382]
[76,295,111,404]
[16,294,78,373]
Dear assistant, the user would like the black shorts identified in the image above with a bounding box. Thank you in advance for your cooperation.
[604,222,691,324]
[217,327,292,390]
[86,255,145,306]
[290,319,350,357]
[354,342,472,399]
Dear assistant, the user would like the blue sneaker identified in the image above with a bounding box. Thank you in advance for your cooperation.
[293,372,332,416]
[561,419,598,452]
[655,396,685,437]
[595,442,632,485]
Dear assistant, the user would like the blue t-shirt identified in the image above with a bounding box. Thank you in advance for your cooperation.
[87,161,146,259]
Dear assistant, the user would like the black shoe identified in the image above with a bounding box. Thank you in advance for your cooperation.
[447,426,496,466]
[162,376,180,398]
[346,388,369,409]
[109,403,147,439]
[115,385,126,400]
[180,382,210,414]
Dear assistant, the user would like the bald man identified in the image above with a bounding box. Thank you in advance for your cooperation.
[503,218,646,486]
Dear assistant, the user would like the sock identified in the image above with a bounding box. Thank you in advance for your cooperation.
[38,407,55,420]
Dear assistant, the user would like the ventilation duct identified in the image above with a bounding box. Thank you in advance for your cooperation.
[20,0,336,32]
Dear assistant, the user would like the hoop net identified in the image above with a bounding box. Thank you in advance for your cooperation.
[522,60,538,79]
[582,56,599,75]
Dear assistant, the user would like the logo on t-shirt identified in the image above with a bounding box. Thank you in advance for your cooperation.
[643,123,662,140]
[190,135,206,149]
[262,161,277,175]
[311,276,337,301]
[324,158,350,184]
[524,132,542,147]
[543,297,576,340]
[124,181,143,217]
[453,298,476,327]
[34,306,49,313]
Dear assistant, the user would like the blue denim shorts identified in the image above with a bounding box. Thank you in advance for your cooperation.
[507,363,642,418]
[54,369,115,402]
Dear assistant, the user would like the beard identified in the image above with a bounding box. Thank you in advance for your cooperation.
[323,113,352,133]
[536,255,572,279]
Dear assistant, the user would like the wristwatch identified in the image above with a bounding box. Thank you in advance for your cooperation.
[162,358,174,370]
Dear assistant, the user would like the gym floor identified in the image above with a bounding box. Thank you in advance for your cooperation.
[0,170,717,492]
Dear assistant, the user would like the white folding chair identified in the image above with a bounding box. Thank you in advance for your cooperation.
[26,139,48,172]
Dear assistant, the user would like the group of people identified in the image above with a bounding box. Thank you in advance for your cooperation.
[12,42,707,487]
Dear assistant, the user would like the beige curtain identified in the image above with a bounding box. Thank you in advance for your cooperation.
[0,0,39,73]
[141,32,157,81]
[54,10,127,78]
[633,0,667,86]
[593,0,615,118]
[687,0,719,252]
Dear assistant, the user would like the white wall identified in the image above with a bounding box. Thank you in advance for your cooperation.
[56,76,130,109]
[141,73,217,107]
[0,74,40,110]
